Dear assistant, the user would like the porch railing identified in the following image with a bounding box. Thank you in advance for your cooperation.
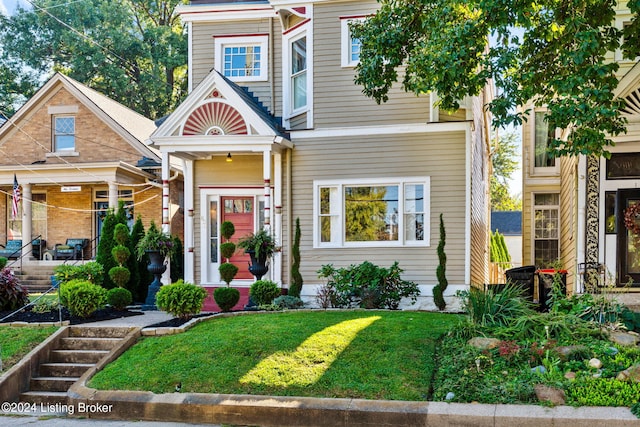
[5,234,43,272]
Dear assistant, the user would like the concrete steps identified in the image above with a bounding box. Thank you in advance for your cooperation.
[13,265,56,294]
[19,326,131,407]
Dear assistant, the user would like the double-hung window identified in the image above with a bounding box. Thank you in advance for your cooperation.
[533,193,560,267]
[533,110,558,174]
[54,116,75,152]
[214,35,268,82]
[340,17,364,67]
[291,35,307,111]
[314,177,430,247]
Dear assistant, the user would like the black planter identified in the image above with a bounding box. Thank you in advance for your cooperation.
[247,249,269,280]
[142,250,167,310]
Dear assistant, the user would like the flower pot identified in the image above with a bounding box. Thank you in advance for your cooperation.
[247,249,269,280]
[143,250,167,310]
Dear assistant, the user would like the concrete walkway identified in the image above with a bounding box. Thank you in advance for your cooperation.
[0,415,220,426]
[83,310,174,328]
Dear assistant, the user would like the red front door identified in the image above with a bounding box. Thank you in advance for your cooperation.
[221,197,254,280]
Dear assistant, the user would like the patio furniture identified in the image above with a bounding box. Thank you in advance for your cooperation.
[0,240,22,259]
[54,238,89,260]
[31,239,46,260]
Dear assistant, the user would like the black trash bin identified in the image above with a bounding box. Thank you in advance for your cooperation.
[504,265,537,301]
[537,269,567,312]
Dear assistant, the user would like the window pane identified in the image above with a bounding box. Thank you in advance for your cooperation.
[224,199,233,213]
[321,216,332,242]
[320,187,331,214]
[293,73,307,110]
[291,36,307,110]
[210,201,218,263]
[222,44,261,77]
[350,36,361,62]
[534,193,559,206]
[404,213,424,241]
[292,37,306,73]
[345,185,398,242]
[534,192,559,267]
[55,117,75,151]
[534,111,555,168]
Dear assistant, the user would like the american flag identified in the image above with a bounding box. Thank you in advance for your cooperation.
[12,174,20,220]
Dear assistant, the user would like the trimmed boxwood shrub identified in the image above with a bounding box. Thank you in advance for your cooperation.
[156,280,207,320]
[213,287,240,312]
[107,287,133,310]
[60,280,107,318]
[250,280,281,306]
[273,295,304,309]
[54,262,104,286]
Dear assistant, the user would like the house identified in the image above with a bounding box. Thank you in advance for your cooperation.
[520,4,640,306]
[491,211,522,267]
[149,0,493,309]
[0,73,183,262]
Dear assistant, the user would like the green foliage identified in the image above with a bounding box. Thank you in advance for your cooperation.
[351,0,629,157]
[631,401,640,418]
[213,286,240,312]
[289,217,303,298]
[491,177,523,211]
[169,235,183,284]
[238,229,277,261]
[220,242,236,260]
[31,297,60,313]
[490,231,512,264]
[218,263,239,286]
[220,221,235,240]
[106,287,132,310]
[433,213,448,310]
[0,257,7,270]
[131,216,151,302]
[96,209,118,288]
[0,0,188,120]
[0,268,29,311]
[53,262,104,287]
[60,280,107,318]
[108,266,131,289]
[113,223,130,246]
[249,280,281,306]
[457,283,535,328]
[490,130,522,210]
[156,280,206,320]
[317,261,420,309]
[273,295,304,310]
[567,378,640,407]
[135,221,174,259]
[111,245,131,266]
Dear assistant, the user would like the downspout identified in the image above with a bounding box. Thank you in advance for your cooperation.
[286,148,293,288]
[270,17,275,115]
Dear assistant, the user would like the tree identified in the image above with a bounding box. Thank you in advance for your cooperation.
[0,0,187,119]
[491,129,522,211]
[351,0,633,157]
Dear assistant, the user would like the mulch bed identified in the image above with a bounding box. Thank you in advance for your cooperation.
[145,312,217,328]
[0,306,144,325]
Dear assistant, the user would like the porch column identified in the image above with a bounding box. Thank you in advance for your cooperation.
[161,151,170,284]
[584,155,600,288]
[274,152,282,285]
[108,182,118,211]
[22,183,32,259]
[183,159,195,283]
[263,150,272,231]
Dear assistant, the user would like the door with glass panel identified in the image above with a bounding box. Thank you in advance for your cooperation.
[219,197,254,280]
[617,189,640,287]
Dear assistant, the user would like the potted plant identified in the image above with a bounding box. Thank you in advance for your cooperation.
[238,229,277,280]
[135,221,174,310]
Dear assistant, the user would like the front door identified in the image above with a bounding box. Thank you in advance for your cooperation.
[616,189,640,287]
[221,197,254,279]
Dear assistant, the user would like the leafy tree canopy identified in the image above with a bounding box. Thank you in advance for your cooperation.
[352,0,638,157]
[490,129,522,211]
[0,0,188,119]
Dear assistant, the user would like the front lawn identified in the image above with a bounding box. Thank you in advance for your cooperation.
[0,326,58,372]
[88,310,460,400]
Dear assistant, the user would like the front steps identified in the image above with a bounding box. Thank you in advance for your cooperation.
[13,264,56,294]
[19,326,131,408]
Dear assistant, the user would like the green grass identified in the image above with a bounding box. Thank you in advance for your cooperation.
[0,326,58,371]
[89,310,460,400]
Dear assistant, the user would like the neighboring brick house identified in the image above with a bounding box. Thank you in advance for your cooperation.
[0,73,183,261]
[149,0,492,309]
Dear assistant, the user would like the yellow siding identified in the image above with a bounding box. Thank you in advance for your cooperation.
[559,156,578,291]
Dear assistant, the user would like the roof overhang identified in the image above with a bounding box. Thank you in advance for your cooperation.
[0,162,158,185]
[176,3,277,22]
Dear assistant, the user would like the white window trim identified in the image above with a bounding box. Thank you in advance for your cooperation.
[340,17,364,68]
[282,19,313,126]
[214,35,269,82]
[531,192,560,266]
[530,109,560,176]
[313,177,431,248]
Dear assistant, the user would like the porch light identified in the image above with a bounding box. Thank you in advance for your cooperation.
[226,152,233,162]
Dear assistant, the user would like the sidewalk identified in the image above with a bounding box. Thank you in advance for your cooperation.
[82,310,173,328]
[0,415,220,426]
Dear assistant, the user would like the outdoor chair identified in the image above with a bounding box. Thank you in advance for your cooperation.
[31,238,46,260]
[54,238,89,260]
[0,240,22,259]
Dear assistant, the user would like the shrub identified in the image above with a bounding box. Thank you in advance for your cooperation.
[108,266,131,289]
[32,298,60,313]
[155,280,206,319]
[433,213,448,310]
[219,263,239,285]
[250,280,281,306]
[289,217,303,298]
[316,261,420,309]
[457,282,534,328]
[0,257,7,270]
[213,286,240,312]
[0,268,29,311]
[107,287,133,310]
[54,262,104,286]
[111,245,131,266]
[220,242,236,260]
[60,280,107,318]
[273,295,304,310]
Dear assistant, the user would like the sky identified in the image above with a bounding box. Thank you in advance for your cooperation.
[0,0,28,15]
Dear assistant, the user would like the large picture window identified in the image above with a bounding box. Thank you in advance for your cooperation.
[314,178,429,247]
[533,193,560,267]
